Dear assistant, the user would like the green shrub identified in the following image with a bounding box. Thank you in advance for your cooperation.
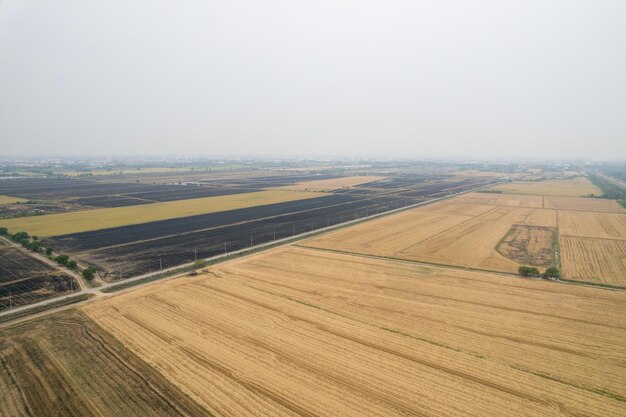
[82,266,97,280]
[55,254,70,265]
[543,267,560,278]
[11,231,29,243]
[518,266,540,276]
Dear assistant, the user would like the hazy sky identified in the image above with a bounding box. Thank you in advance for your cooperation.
[1,1,625,159]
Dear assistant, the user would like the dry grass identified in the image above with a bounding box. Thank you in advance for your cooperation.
[544,196,625,213]
[496,225,556,267]
[560,237,626,286]
[277,175,385,192]
[305,199,557,273]
[0,195,27,205]
[0,309,211,417]
[490,177,601,197]
[0,190,319,237]
[83,247,626,417]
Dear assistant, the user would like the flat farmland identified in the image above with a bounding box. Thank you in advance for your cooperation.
[304,199,557,273]
[0,190,320,237]
[0,195,26,205]
[0,310,212,417]
[560,237,626,286]
[0,274,78,311]
[83,247,626,417]
[278,175,385,192]
[490,177,601,197]
[0,246,57,283]
[544,196,625,213]
[51,195,404,277]
[496,225,556,268]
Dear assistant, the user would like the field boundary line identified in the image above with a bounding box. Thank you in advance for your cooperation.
[295,244,626,292]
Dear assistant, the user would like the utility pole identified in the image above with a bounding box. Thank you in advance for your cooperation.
[293,224,295,236]
[250,236,253,247]
[194,248,197,262]
[224,242,227,254]
[119,269,122,281]
[159,256,162,271]
[273,231,276,241]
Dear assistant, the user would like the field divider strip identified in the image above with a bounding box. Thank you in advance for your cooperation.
[295,244,626,293]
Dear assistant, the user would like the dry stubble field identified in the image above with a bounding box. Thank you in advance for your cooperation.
[490,177,601,197]
[83,246,626,417]
[304,196,557,273]
[0,310,212,417]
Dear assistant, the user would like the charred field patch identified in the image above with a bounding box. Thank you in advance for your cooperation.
[496,225,557,268]
[0,246,57,284]
[0,274,79,311]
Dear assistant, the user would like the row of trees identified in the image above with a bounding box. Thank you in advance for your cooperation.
[518,265,560,279]
[0,227,97,281]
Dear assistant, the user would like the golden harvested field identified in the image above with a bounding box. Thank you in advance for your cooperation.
[559,210,626,240]
[456,192,543,208]
[0,310,211,417]
[277,175,385,192]
[0,195,27,205]
[0,189,319,237]
[560,237,626,286]
[83,247,626,417]
[489,177,601,197]
[305,199,557,272]
[544,196,625,213]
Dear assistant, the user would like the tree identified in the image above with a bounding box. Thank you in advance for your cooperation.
[518,266,540,276]
[32,235,39,241]
[28,241,41,252]
[11,231,29,243]
[45,247,53,256]
[55,254,70,265]
[543,267,560,279]
[82,266,97,280]
[67,260,77,269]
[0,227,8,235]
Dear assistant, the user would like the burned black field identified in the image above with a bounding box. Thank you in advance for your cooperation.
[48,194,409,277]
[0,245,56,284]
[0,244,79,311]
[0,274,79,311]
